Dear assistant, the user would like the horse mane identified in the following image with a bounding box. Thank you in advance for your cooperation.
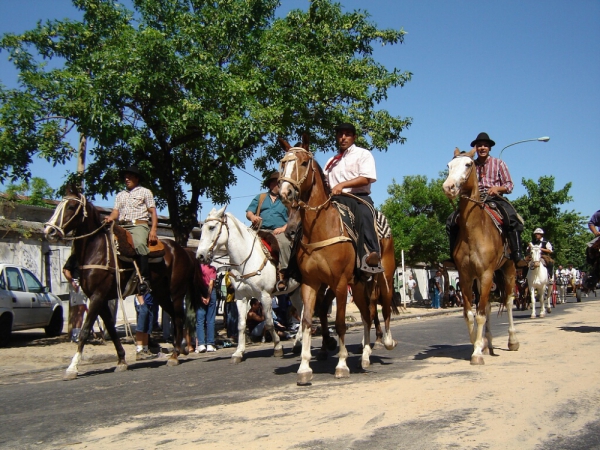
[226,212,257,239]
[314,158,331,196]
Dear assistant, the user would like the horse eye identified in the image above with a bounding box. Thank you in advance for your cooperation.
[465,162,473,168]
[209,225,215,231]
[67,204,77,211]
[301,161,308,167]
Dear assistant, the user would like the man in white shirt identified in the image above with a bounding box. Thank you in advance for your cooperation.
[555,265,569,304]
[406,274,417,303]
[323,123,381,271]
[567,264,579,297]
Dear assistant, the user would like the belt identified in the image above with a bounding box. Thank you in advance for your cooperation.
[119,220,148,226]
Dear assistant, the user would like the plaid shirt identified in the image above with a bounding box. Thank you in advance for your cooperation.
[113,186,155,222]
[475,155,514,194]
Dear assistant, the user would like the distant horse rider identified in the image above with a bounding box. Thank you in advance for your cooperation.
[323,122,382,272]
[104,165,159,360]
[447,132,526,267]
[246,171,292,291]
[527,228,554,279]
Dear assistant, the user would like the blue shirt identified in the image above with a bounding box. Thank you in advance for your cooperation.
[246,193,288,230]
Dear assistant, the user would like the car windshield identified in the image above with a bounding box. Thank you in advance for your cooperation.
[22,269,45,293]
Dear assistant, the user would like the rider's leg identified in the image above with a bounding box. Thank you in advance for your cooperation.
[356,200,380,266]
[446,211,459,264]
[275,232,292,291]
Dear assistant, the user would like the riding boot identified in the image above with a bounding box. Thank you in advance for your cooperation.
[137,254,152,295]
[508,230,527,268]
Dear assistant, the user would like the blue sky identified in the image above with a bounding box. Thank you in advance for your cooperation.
[1,0,599,228]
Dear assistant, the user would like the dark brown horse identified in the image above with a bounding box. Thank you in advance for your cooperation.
[443,148,519,364]
[44,185,203,380]
[278,134,397,385]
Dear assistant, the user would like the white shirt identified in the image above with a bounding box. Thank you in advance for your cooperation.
[568,268,578,281]
[323,144,377,194]
[407,279,416,290]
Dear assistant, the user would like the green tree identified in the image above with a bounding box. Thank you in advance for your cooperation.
[3,177,56,207]
[512,175,588,268]
[0,0,412,244]
[381,173,454,266]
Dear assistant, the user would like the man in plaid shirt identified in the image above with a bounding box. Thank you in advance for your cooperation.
[447,132,526,267]
[104,165,159,360]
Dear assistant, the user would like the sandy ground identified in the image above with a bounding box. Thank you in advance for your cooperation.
[3,301,600,449]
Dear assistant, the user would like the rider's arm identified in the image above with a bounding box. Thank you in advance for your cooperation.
[148,206,158,245]
[331,176,373,195]
[104,208,120,223]
[589,222,600,236]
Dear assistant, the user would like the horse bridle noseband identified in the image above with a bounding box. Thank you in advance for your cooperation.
[279,147,331,212]
[45,194,97,239]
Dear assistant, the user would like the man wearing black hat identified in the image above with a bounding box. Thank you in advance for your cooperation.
[447,132,526,267]
[323,123,382,271]
[104,165,159,359]
[246,171,292,291]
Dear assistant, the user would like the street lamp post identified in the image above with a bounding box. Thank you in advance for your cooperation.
[498,136,550,159]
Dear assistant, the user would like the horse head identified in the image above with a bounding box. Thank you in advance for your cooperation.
[44,184,89,241]
[529,245,542,269]
[196,205,228,264]
[443,148,478,200]
[278,133,313,206]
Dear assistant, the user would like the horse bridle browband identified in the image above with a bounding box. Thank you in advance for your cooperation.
[279,146,331,212]
[44,193,106,240]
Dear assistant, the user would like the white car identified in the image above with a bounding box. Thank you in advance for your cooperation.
[0,264,64,346]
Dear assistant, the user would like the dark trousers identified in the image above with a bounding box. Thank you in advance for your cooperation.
[333,194,380,258]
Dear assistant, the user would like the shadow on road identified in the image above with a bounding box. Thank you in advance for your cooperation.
[559,325,600,333]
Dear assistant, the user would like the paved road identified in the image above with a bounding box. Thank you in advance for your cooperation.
[1,296,599,449]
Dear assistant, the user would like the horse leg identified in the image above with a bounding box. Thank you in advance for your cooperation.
[334,283,352,377]
[261,292,283,357]
[317,288,335,361]
[166,296,185,366]
[290,290,303,354]
[297,284,317,385]
[471,277,493,365]
[372,311,384,350]
[231,298,249,363]
[353,282,372,371]
[503,264,520,351]
[539,288,546,318]
[379,275,397,351]
[98,301,128,372]
[530,288,537,318]
[483,302,494,356]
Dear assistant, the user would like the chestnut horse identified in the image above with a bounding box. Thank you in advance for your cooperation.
[44,186,203,380]
[443,148,520,365]
[278,135,397,385]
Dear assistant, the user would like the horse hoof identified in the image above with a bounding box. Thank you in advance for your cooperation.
[547,308,552,314]
[373,341,385,350]
[483,347,490,355]
[530,315,536,319]
[114,363,128,372]
[63,371,78,381]
[181,347,189,356]
[361,359,370,369]
[297,371,313,385]
[273,348,284,358]
[384,340,397,351]
[231,355,243,364]
[166,357,179,367]
[335,367,350,378]
[292,344,302,355]
[508,342,520,351]
[326,337,337,352]
[316,350,328,361]
[470,355,485,365]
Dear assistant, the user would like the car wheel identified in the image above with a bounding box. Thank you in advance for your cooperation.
[45,307,64,337]
[0,314,12,347]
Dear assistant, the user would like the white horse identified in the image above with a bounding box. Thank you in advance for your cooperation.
[527,244,551,318]
[196,206,303,363]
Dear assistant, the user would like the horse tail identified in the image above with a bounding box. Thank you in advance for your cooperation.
[391,291,401,315]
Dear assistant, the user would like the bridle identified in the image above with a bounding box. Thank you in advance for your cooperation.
[450,154,489,209]
[44,194,106,240]
[202,214,268,279]
[279,146,331,212]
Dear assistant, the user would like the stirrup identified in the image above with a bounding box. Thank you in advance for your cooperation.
[138,278,152,295]
[360,254,384,274]
[276,279,289,292]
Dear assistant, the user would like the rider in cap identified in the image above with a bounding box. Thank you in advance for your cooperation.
[527,227,554,279]
[447,132,526,267]
[104,164,158,360]
[246,171,292,291]
[323,122,382,272]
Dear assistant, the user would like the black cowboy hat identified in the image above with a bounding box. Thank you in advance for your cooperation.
[334,123,357,135]
[121,165,144,180]
[263,171,280,188]
[470,132,495,148]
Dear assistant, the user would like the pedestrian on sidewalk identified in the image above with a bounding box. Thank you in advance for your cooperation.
[195,263,217,353]
[431,270,442,309]
[62,253,88,343]
[407,275,416,303]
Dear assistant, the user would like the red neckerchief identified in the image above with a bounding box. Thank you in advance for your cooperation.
[325,151,345,172]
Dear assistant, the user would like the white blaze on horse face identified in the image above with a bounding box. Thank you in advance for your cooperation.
[443,157,472,199]
[279,157,297,204]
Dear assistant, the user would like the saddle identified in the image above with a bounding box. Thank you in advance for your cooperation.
[112,224,165,262]
[257,230,280,267]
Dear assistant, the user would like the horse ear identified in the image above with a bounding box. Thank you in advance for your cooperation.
[216,205,227,217]
[301,133,310,150]
[65,183,79,196]
[453,147,461,157]
[277,137,291,152]
[467,148,477,158]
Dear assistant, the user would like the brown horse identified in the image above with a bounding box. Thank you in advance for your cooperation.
[278,134,397,385]
[443,148,519,364]
[44,185,204,380]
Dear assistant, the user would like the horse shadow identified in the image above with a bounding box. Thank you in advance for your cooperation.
[559,325,600,333]
[413,344,481,362]
[76,356,197,379]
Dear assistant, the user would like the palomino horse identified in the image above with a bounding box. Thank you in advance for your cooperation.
[44,186,203,379]
[443,148,519,365]
[526,244,551,318]
[278,134,397,385]
[196,207,304,363]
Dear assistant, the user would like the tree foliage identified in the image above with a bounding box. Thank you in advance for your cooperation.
[381,173,453,266]
[512,175,589,268]
[2,177,57,207]
[0,0,412,244]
